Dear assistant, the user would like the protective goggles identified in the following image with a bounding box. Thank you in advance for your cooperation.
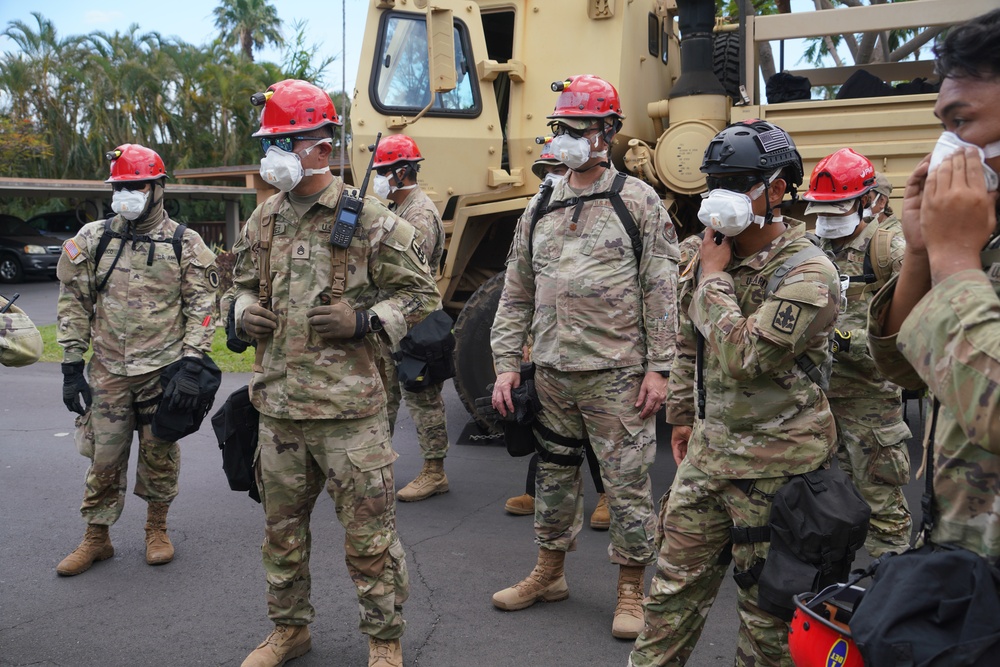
[259,135,329,154]
[705,173,766,194]
[111,181,150,192]
[550,124,601,139]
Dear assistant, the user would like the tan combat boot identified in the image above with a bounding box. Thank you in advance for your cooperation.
[241,624,312,667]
[612,565,646,639]
[145,501,174,565]
[504,493,534,516]
[56,524,114,576]
[492,548,569,611]
[590,493,610,530]
[396,458,449,502]
[368,637,403,667]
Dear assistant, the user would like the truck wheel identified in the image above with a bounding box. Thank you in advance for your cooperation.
[713,31,742,103]
[0,254,23,284]
[452,271,505,434]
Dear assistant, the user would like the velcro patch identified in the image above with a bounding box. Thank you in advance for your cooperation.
[63,239,85,264]
[206,267,220,289]
[772,300,801,334]
[412,239,427,265]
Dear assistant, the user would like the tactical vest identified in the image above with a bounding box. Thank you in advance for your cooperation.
[93,218,187,293]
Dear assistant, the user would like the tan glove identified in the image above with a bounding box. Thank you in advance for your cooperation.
[307,302,367,341]
[242,303,278,339]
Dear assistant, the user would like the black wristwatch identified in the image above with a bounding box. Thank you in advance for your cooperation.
[655,370,670,379]
[368,311,383,333]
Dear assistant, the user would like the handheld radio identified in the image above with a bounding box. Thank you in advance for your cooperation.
[330,132,383,248]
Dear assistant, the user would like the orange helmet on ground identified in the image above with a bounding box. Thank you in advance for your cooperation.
[252,79,341,138]
[547,74,625,130]
[105,144,167,183]
[803,148,876,214]
[373,135,424,170]
[789,585,865,667]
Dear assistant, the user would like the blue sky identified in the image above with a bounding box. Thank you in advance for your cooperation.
[0,0,369,92]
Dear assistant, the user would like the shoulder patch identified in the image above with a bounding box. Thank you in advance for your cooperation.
[411,238,427,265]
[206,266,220,289]
[772,300,801,334]
[63,239,86,264]
[384,216,417,253]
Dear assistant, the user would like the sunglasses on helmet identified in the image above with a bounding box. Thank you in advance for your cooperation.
[705,174,766,194]
[259,135,329,154]
[112,181,150,192]
[550,124,601,139]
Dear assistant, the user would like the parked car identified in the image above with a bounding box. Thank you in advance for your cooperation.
[0,214,63,283]
[26,209,89,242]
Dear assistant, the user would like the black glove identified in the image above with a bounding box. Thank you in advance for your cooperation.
[163,358,202,411]
[61,361,92,415]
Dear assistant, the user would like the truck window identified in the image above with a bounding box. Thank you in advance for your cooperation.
[371,12,480,117]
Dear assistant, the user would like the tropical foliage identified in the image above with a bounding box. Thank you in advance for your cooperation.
[0,6,347,221]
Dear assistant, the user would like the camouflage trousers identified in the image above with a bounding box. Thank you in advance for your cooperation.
[256,411,409,639]
[832,407,912,557]
[630,459,792,667]
[532,364,656,566]
[76,356,178,526]
[376,337,449,460]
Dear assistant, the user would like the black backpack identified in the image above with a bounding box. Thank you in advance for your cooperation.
[394,310,456,392]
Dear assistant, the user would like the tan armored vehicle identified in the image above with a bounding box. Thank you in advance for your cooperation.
[350,0,993,430]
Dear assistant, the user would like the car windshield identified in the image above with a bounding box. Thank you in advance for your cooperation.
[0,218,41,236]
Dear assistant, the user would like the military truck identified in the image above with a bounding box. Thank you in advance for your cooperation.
[350,0,994,431]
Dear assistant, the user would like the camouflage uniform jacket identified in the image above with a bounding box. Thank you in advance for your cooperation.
[56,214,218,375]
[668,220,840,479]
[868,244,1000,559]
[0,296,43,367]
[820,217,908,414]
[232,178,440,421]
[394,187,445,275]
[491,165,680,375]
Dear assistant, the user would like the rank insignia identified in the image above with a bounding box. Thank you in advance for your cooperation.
[412,239,427,265]
[772,300,801,334]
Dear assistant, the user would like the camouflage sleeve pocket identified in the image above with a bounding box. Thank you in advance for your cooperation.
[867,422,912,486]
[346,441,399,472]
[755,279,831,349]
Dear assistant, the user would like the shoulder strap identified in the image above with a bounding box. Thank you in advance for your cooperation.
[870,224,893,285]
[526,184,555,261]
[253,194,286,373]
[94,218,123,293]
[171,224,187,265]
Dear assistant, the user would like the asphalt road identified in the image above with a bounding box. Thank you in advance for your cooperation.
[0,281,930,667]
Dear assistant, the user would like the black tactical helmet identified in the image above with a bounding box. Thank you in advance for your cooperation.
[701,119,804,191]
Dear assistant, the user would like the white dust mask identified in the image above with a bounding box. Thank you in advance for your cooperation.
[373,174,392,199]
[815,211,862,239]
[697,182,768,237]
[929,131,1000,192]
[111,190,149,221]
[542,172,564,189]
[259,142,331,192]
[550,133,605,170]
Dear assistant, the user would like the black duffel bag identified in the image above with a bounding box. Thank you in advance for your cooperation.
[395,310,456,392]
[851,544,1000,667]
[210,385,261,503]
[152,355,222,441]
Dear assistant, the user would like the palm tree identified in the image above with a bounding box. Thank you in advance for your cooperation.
[213,0,283,62]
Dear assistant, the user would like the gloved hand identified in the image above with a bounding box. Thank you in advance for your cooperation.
[306,302,368,341]
[61,361,92,415]
[242,303,278,339]
[163,358,203,411]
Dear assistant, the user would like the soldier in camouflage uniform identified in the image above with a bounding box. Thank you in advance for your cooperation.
[867,10,1000,563]
[803,148,912,557]
[0,294,42,367]
[55,144,218,576]
[368,134,451,503]
[490,75,680,640]
[630,120,840,667]
[232,80,439,667]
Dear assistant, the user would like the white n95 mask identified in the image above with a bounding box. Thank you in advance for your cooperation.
[111,190,149,221]
[373,174,392,200]
[259,143,331,193]
[550,133,606,171]
[697,182,767,237]
[929,131,1000,192]
[815,211,861,239]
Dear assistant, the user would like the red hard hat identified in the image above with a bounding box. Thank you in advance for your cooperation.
[105,144,167,183]
[803,148,876,202]
[373,135,424,169]
[252,79,341,138]
[547,74,625,127]
[789,586,865,667]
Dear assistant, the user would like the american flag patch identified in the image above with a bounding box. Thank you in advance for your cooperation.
[63,239,82,260]
[756,129,790,153]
